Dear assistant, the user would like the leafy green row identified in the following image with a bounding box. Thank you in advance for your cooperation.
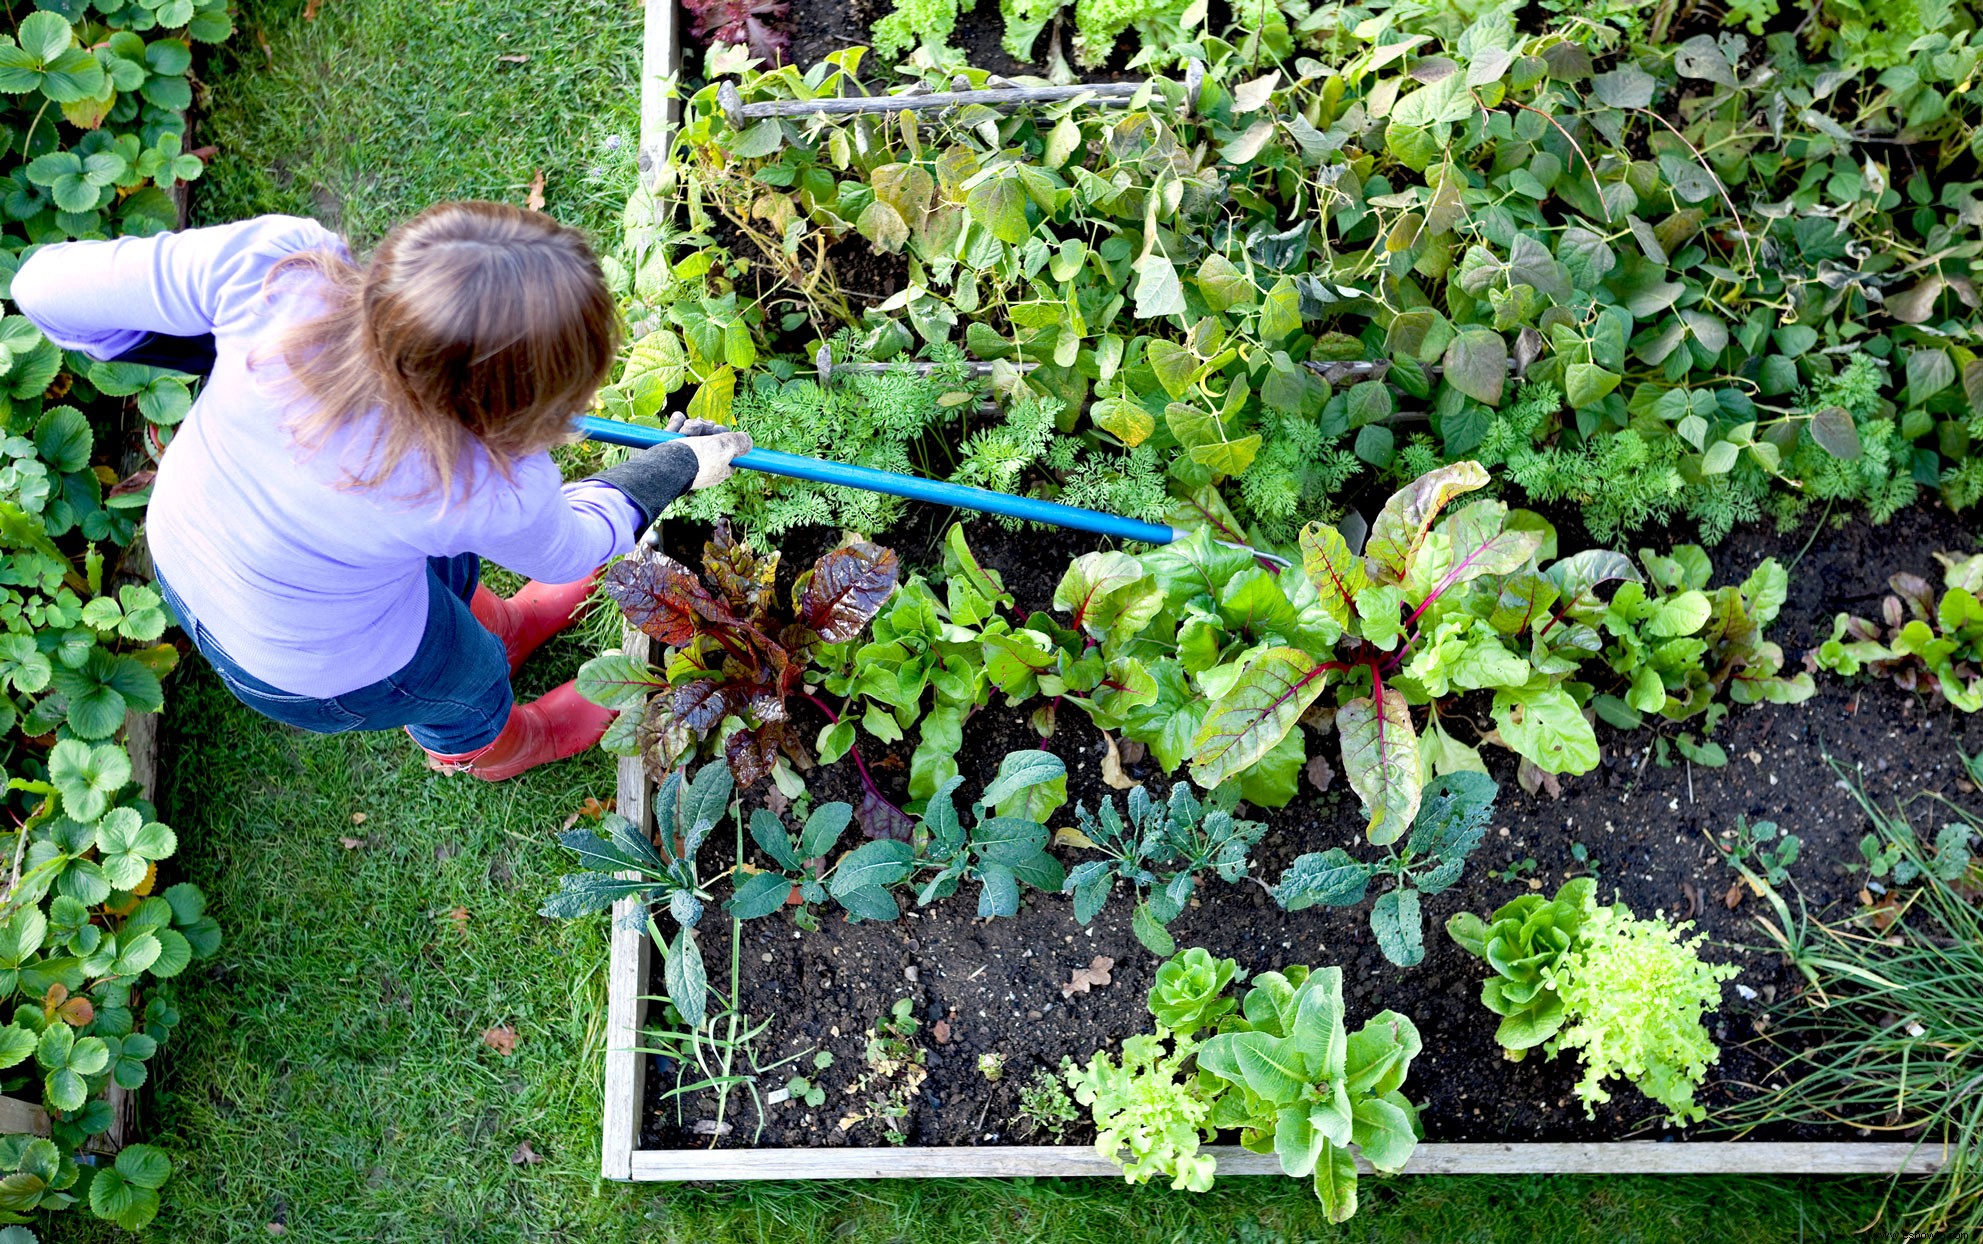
[0,2,232,1231]
[626,0,1981,554]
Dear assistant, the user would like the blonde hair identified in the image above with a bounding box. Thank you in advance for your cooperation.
[274,200,620,499]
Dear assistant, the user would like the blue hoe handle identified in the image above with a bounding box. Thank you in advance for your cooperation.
[575,415,1180,547]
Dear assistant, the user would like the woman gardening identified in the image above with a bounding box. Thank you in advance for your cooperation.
[12,202,749,780]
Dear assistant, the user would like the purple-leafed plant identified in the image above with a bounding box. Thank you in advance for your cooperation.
[578,521,906,832]
[684,0,790,65]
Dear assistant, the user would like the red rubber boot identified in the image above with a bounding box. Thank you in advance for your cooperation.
[421,682,614,781]
[470,572,602,673]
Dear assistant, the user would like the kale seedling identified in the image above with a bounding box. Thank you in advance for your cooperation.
[1273,772,1498,967]
[1061,781,1266,955]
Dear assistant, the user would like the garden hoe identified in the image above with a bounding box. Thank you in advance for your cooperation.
[575,413,1298,567]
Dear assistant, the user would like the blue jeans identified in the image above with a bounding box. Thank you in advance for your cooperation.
[156,554,514,754]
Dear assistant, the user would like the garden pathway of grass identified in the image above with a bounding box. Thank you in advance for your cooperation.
[45,0,1897,1239]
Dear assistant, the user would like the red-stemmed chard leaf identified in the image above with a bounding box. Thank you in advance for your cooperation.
[703,519,780,625]
[1188,647,1338,789]
[606,549,739,646]
[795,541,899,643]
[1337,684,1420,845]
[686,0,790,65]
[1364,461,1489,585]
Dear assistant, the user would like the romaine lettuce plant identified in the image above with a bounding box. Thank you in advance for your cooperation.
[1446,877,1600,1058]
[1813,551,1983,712]
[1274,771,1498,967]
[1196,964,1423,1222]
[540,764,734,1028]
[1059,781,1265,955]
[581,521,900,815]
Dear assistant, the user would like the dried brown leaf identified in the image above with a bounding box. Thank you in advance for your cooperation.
[526,170,546,213]
[481,1025,517,1055]
[510,1141,544,1165]
[1061,955,1115,999]
[1100,735,1135,790]
[338,837,366,850]
[1304,754,1336,793]
[1723,881,1744,910]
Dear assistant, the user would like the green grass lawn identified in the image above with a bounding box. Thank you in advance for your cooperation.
[34,0,1908,1239]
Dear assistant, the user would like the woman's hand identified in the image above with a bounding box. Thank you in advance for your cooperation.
[665,414,754,490]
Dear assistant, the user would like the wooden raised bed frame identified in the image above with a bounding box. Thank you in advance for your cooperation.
[601,0,1950,1184]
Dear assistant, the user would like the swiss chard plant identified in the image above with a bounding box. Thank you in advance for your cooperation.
[1445,877,1600,1059]
[1592,546,1814,734]
[818,524,1009,801]
[1190,463,1613,837]
[540,764,734,1029]
[1812,551,1983,712]
[581,521,903,824]
[1059,781,1266,956]
[1274,771,1498,968]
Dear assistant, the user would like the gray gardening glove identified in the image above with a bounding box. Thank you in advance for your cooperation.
[590,414,753,526]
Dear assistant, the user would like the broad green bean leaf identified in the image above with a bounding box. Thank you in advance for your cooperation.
[1441,330,1506,405]
[1564,363,1620,409]
[856,200,909,253]
[1132,250,1186,319]
[1091,394,1153,446]
[1338,687,1420,844]
[1590,63,1655,108]
[1145,339,1199,398]
[1906,348,1954,402]
[728,119,784,158]
[1810,407,1861,459]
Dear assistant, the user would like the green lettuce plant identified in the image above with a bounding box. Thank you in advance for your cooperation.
[1147,947,1237,1036]
[1446,877,1599,1058]
[1064,1028,1215,1191]
[1195,964,1423,1223]
[1544,904,1740,1126]
[1275,771,1498,967]
[1813,551,1983,712]
[1059,781,1266,954]
[1593,547,1814,731]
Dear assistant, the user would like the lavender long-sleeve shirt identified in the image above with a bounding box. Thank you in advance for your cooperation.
[13,215,646,697]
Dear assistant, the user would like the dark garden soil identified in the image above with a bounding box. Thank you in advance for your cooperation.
[637,500,1983,1152]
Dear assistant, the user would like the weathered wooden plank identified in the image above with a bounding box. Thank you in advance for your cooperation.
[623,1141,1946,1182]
[601,628,656,1182]
[0,1096,50,1139]
[637,0,681,173]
